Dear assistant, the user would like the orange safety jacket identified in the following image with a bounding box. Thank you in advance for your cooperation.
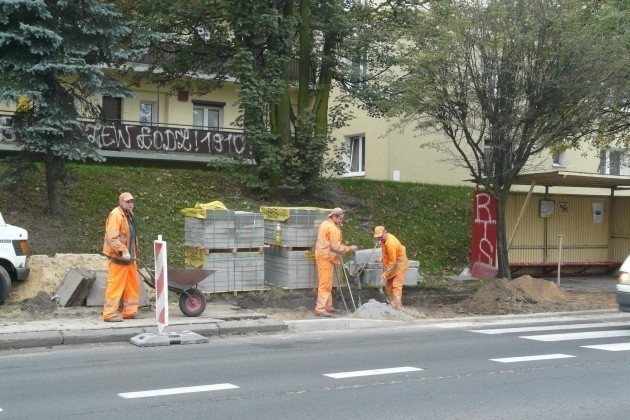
[315,218,351,264]
[103,206,137,260]
[381,233,409,279]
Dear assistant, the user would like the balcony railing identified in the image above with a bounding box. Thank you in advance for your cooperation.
[0,114,249,159]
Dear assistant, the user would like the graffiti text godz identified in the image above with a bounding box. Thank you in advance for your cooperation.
[85,123,248,155]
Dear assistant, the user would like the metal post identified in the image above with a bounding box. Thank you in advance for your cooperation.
[508,181,536,251]
[557,234,565,285]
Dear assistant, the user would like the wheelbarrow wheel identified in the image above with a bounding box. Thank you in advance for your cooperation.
[179,288,207,317]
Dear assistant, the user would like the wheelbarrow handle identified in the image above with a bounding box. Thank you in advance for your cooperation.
[104,253,155,286]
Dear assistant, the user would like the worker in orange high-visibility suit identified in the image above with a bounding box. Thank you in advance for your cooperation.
[102,192,140,322]
[314,208,357,317]
[374,226,409,308]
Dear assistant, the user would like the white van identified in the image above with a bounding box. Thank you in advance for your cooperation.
[617,256,630,312]
[0,211,30,304]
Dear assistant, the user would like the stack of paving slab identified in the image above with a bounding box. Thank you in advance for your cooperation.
[184,210,264,249]
[347,248,422,287]
[261,206,331,289]
[183,209,265,293]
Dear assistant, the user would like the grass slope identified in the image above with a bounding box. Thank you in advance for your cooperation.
[1,162,473,278]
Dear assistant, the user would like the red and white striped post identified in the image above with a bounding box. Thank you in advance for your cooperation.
[153,235,169,334]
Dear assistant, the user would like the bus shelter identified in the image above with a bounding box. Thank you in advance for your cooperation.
[504,171,630,276]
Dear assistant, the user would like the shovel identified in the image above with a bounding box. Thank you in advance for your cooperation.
[379,274,390,304]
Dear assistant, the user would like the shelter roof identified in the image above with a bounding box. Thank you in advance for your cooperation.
[510,171,630,190]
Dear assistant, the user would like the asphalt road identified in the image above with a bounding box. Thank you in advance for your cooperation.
[1,313,629,419]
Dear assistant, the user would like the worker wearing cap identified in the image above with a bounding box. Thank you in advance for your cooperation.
[314,208,357,316]
[374,226,409,308]
[102,192,140,322]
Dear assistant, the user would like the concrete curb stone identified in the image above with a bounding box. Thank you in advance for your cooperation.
[0,331,64,350]
[0,318,287,350]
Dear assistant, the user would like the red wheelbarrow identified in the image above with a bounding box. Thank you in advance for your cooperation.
[135,259,216,317]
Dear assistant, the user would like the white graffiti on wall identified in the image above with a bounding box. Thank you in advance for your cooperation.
[474,192,497,265]
[85,123,248,155]
[0,115,248,156]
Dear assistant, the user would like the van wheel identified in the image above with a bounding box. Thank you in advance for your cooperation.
[0,266,11,305]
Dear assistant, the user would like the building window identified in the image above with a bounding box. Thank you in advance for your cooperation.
[600,149,629,175]
[552,150,567,167]
[350,49,367,79]
[344,135,365,176]
[139,102,156,125]
[102,96,122,122]
[192,102,224,130]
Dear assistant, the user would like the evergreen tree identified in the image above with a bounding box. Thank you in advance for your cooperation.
[0,0,148,214]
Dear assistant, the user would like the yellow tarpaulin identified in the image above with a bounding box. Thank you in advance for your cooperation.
[259,206,331,222]
[179,201,229,218]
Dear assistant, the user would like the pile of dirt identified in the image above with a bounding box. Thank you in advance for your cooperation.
[20,291,58,316]
[8,254,107,304]
[462,275,569,315]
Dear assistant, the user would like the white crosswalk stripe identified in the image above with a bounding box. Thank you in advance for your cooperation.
[466,321,630,361]
[520,330,630,342]
[469,322,629,335]
[490,354,575,363]
[581,342,630,352]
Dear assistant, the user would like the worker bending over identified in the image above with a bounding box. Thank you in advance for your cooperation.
[373,226,409,308]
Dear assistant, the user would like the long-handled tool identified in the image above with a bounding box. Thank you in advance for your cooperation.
[341,263,356,313]
[379,274,390,304]
[334,266,349,313]
[347,241,379,306]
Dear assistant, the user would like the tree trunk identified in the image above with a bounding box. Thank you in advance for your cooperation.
[297,0,311,113]
[495,190,511,279]
[44,154,64,216]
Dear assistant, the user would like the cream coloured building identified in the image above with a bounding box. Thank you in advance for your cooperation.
[1,73,626,191]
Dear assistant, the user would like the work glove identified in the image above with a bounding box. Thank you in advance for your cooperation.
[122,251,131,262]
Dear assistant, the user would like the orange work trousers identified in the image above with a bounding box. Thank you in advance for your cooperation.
[384,268,407,308]
[103,261,140,320]
[314,258,336,314]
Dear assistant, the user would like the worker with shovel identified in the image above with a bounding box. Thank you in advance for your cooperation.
[373,226,409,308]
[314,208,357,317]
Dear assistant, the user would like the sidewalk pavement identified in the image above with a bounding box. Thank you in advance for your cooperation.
[0,304,289,351]
[0,275,623,351]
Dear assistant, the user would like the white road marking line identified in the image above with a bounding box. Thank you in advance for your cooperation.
[582,342,630,352]
[470,322,629,335]
[324,366,422,379]
[521,330,630,342]
[490,354,575,363]
[118,383,239,399]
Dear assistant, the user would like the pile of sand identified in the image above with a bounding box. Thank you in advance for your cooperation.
[462,275,568,314]
[353,299,416,321]
[7,254,108,303]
